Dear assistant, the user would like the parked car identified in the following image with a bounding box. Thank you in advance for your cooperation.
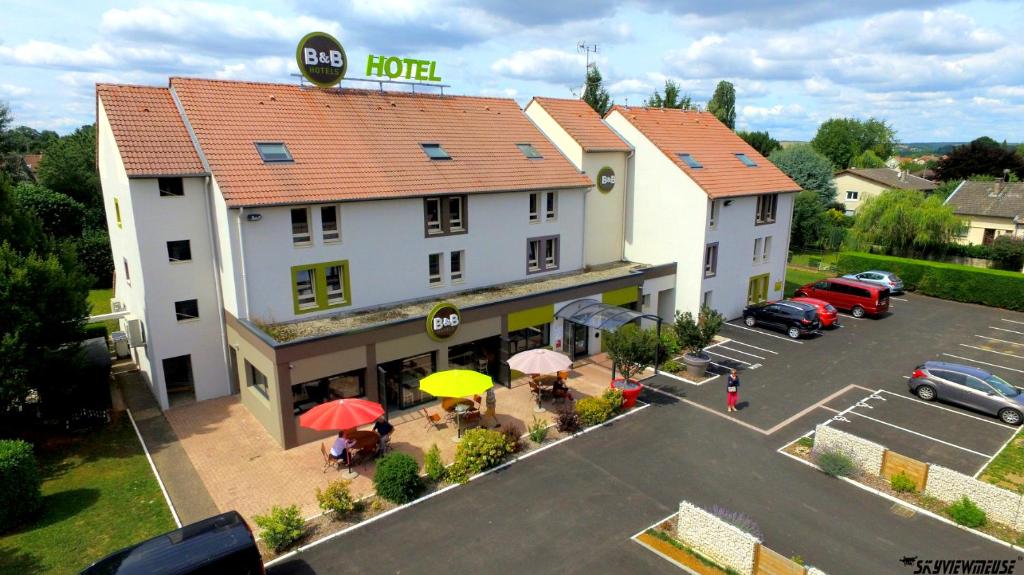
[908,361,1024,425]
[742,300,821,339]
[842,270,904,294]
[790,296,839,329]
[793,277,890,318]
[79,511,264,575]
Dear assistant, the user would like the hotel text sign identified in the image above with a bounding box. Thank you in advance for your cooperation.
[426,302,460,340]
[296,32,347,87]
[596,166,616,193]
[366,54,442,82]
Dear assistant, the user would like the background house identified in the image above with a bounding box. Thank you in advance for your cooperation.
[834,167,936,214]
[945,180,1024,245]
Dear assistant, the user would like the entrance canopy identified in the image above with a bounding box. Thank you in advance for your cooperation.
[555,299,648,331]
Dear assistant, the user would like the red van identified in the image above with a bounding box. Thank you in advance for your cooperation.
[793,277,890,318]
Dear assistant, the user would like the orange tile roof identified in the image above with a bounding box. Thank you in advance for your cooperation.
[609,106,801,199]
[96,84,206,177]
[166,78,592,207]
[529,97,630,152]
[22,154,42,171]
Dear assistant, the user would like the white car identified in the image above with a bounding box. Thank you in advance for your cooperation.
[842,270,904,294]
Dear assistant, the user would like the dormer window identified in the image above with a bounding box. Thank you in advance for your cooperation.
[677,153,703,169]
[421,143,451,160]
[255,142,293,163]
[735,153,758,167]
[517,143,542,159]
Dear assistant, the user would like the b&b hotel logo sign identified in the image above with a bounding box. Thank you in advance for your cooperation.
[426,302,461,341]
[596,166,616,193]
[296,31,347,87]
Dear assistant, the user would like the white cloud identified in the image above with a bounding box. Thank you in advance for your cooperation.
[608,78,654,95]
[213,57,294,80]
[972,96,1003,106]
[859,9,1005,55]
[0,84,30,97]
[0,40,115,68]
[491,49,588,83]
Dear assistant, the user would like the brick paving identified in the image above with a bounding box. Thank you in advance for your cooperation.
[164,358,621,525]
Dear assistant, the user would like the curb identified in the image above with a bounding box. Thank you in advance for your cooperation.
[127,408,181,527]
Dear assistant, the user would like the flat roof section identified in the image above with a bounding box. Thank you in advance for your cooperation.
[253,261,664,344]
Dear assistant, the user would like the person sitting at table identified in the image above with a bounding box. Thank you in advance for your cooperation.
[552,377,571,402]
[330,430,355,465]
[372,416,394,454]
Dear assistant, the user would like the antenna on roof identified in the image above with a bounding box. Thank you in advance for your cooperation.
[577,42,599,100]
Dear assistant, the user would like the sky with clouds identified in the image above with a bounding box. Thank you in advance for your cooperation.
[1,0,1022,141]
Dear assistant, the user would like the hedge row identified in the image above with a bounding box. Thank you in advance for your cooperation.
[836,252,1024,311]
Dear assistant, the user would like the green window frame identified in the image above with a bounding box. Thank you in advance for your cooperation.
[291,260,351,314]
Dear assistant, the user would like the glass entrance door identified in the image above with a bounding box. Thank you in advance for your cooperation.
[572,322,589,360]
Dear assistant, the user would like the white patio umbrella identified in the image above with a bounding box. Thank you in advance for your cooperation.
[507,348,572,374]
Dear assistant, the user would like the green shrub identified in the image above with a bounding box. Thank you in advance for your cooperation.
[796,436,815,449]
[253,504,304,552]
[661,359,683,373]
[74,229,114,289]
[556,405,581,433]
[84,322,108,341]
[602,388,625,414]
[576,396,614,426]
[947,497,987,528]
[528,416,549,444]
[316,480,355,518]
[454,428,513,479]
[816,450,856,477]
[373,452,424,504]
[837,252,1024,311]
[890,472,917,493]
[424,443,446,482]
[0,440,42,532]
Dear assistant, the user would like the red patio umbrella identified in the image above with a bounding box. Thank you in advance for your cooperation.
[298,398,385,431]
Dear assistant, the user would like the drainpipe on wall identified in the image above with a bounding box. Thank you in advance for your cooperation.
[581,186,589,267]
[237,206,251,320]
[204,176,231,391]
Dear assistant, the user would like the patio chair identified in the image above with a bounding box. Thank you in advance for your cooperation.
[460,409,482,430]
[320,442,342,473]
[420,408,444,431]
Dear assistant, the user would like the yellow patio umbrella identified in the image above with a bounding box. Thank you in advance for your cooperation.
[419,369,494,398]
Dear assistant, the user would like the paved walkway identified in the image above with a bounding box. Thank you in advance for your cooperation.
[115,360,219,524]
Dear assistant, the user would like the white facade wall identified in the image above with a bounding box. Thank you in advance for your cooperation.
[523,102,583,168]
[835,174,885,214]
[581,151,628,266]
[212,180,244,318]
[239,189,586,324]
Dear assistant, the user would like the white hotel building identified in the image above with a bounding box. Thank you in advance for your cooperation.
[97,78,797,448]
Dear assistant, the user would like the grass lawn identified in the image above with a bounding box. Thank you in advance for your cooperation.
[86,288,119,336]
[785,266,833,297]
[979,430,1024,493]
[788,251,841,269]
[0,415,176,575]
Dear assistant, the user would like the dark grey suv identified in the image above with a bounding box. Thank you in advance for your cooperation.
[908,361,1024,425]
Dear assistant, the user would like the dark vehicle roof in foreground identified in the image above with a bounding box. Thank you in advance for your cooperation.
[80,511,258,575]
[745,300,816,312]
[920,361,992,380]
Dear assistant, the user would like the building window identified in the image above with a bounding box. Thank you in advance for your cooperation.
[174,299,199,322]
[704,243,718,277]
[517,143,543,159]
[450,250,464,282]
[114,197,122,229]
[735,153,758,167]
[529,193,540,222]
[753,238,763,263]
[291,208,311,245]
[424,195,467,236]
[158,177,184,197]
[245,360,269,398]
[642,293,651,308]
[763,236,772,263]
[544,191,557,220]
[708,199,719,228]
[702,290,713,308]
[428,253,443,285]
[292,261,351,314]
[321,205,340,242]
[527,236,559,274]
[167,240,192,262]
[420,143,451,160]
[255,142,293,163]
[755,193,778,224]
[677,153,703,169]
[123,257,130,285]
[846,190,859,201]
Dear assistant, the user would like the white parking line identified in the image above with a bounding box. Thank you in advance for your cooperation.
[1002,319,1024,326]
[942,353,1024,375]
[845,409,995,458]
[723,339,779,355]
[837,313,865,320]
[722,322,804,344]
[991,326,1024,336]
[877,390,1018,429]
[959,343,1024,360]
[716,345,766,360]
[892,296,909,302]
[974,429,1021,478]
[976,335,1024,348]
[704,350,751,365]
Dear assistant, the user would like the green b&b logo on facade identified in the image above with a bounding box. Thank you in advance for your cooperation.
[296,32,347,88]
[596,166,616,193]
[426,302,461,341]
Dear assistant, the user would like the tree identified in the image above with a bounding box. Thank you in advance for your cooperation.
[604,324,661,381]
[790,190,826,250]
[852,149,885,168]
[811,117,897,169]
[11,182,86,238]
[738,130,781,157]
[645,80,694,109]
[707,80,736,129]
[935,137,1024,181]
[4,126,58,155]
[931,180,962,201]
[674,306,724,358]
[768,144,837,204]
[861,118,897,160]
[0,175,47,255]
[582,65,612,116]
[850,189,964,256]
[0,102,11,154]
[36,124,99,206]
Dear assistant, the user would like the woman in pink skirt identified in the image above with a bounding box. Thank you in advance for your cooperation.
[726,369,740,412]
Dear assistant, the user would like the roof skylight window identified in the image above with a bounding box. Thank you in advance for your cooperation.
[255,142,293,163]
[517,143,543,159]
[735,153,758,167]
[677,153,703,169]
[421,143,452,160]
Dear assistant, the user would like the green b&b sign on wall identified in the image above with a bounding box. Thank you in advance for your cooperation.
[296,31,348,87]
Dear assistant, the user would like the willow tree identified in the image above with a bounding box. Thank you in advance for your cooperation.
[850,189,965,256]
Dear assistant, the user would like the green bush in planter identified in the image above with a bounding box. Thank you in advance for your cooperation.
[602,388,625,413]
[454,428,513,478]
[253,504,304,552]
[316,479,356,518]
[373,452,424,504]
[0,439,42,532]
[816,450,856,477]
[890,472,916,493]
[576,396,614,426]
[947,497,986,528]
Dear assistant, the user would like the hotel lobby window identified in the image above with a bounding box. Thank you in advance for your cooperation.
[508,323,550,354]
[381,352,436,410]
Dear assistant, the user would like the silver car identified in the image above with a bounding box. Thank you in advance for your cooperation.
[843,270,904,294]
[908,361,1024,425]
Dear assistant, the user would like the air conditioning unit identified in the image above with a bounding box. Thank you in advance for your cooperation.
[127,319,146,348]
[110,299,126,313]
